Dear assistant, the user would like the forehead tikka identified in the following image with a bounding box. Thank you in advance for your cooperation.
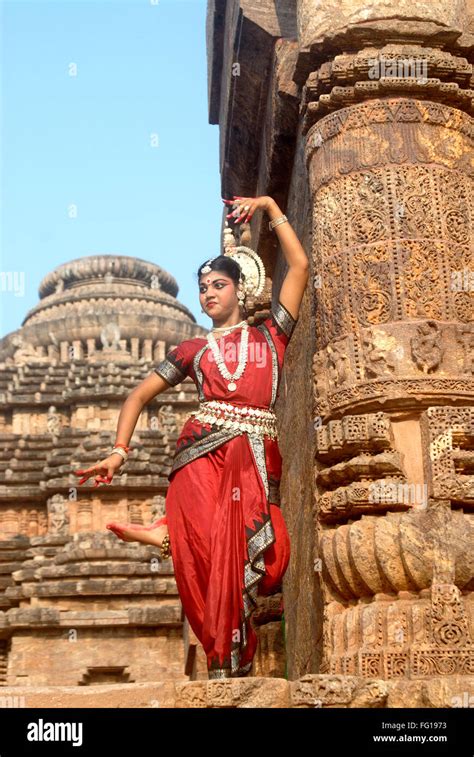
[201,258,214,275]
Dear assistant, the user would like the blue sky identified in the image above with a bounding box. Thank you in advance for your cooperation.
[0,0,222,338]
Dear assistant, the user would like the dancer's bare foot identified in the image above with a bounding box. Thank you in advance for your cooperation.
[106,521,169,548]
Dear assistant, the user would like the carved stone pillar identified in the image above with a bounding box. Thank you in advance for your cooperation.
[299,0,473,680]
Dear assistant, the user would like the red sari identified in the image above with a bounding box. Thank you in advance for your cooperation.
[154,298,297,679]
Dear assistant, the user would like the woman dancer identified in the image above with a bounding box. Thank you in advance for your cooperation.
[75,195,308,678]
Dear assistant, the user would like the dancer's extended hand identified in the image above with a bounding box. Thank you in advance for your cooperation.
[222,195,274,224]
[74,455,124,487]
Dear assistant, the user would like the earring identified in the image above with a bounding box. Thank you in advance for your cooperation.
[237,276,246,308]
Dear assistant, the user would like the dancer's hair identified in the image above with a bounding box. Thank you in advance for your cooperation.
[196,255,244,286]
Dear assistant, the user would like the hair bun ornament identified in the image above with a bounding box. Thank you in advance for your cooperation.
[200,259,213,274]
[222,221,265,299]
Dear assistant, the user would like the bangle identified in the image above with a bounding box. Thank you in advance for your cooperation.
[269,215,288,231]
[111,447,128,463]
[114,443,131,453]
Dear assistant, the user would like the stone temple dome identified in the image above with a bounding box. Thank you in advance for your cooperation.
[0,254,206,363]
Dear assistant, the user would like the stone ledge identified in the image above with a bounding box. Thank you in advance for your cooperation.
[0,605,183,629]
[0,675,472,708]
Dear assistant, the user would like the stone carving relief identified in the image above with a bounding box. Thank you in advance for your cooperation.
[422,406,474,504]
[47,494,70,535]
[11,335,41,365]
[410,322,443,374]
[361,328,399,379]
[326,339,351,388]
[151,494,166,522]
[457,324,474,374]
[47,406,62,437]
[100,322,122,351]
[157,405,178,436]
[314,412,413,523]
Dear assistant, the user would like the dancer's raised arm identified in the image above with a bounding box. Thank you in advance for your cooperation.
[223,194,309,322]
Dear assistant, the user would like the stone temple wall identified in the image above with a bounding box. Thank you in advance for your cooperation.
[206,0,473,705]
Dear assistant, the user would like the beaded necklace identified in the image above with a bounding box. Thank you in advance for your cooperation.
[206,322,249,392]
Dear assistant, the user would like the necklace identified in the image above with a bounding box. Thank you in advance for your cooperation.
[209,319,247,336]
[206,323,249,391]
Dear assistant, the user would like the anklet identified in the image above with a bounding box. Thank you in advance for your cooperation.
[160,534,171,559]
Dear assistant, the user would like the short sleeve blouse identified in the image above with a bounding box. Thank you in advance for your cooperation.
[261,298,298,349]
[154,340,199,387]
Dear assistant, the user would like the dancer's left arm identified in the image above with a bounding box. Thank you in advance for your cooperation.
[266,198,309,322]
[224,195,309,322]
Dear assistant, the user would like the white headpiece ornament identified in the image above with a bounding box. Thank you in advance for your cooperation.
[200,218,266,307]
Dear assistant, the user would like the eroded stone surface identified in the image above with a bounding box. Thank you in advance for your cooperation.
[0,674,472,708]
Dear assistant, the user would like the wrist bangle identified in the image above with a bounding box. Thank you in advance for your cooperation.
[111,447,128,463]
[269,215,288,231]
[114,443,131,453]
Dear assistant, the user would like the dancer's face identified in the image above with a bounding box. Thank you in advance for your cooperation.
[198,272,239,320]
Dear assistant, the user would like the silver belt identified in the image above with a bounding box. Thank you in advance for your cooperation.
[189,400,278,440]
